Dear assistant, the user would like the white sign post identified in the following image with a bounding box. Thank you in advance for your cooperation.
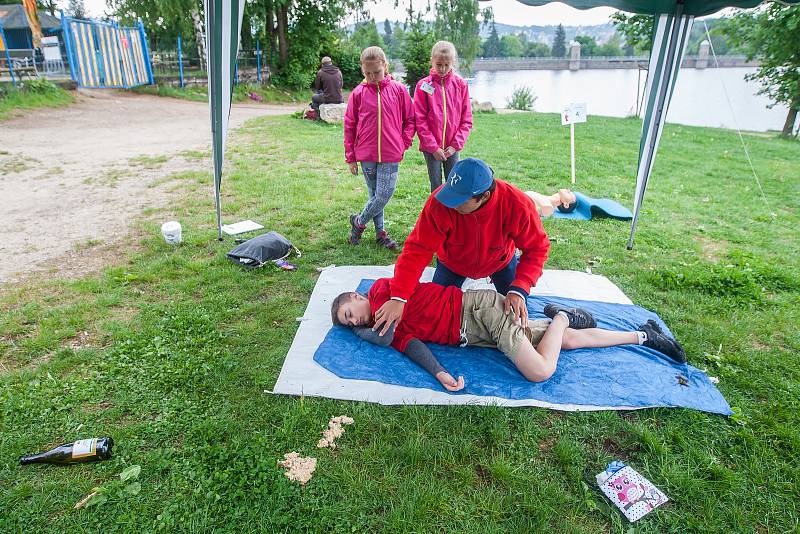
[561,103,587,184]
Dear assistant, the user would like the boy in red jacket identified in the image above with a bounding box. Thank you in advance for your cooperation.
[331,279,687,392]
[374,157,549,335]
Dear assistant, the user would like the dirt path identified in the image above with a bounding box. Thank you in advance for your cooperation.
[0,92,301,284]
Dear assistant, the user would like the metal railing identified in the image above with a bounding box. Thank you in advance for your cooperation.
[151,41,269,87]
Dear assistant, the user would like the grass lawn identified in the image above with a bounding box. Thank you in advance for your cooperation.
[133,82,313,105]
[0,81,74,121]
[1,112,798,532]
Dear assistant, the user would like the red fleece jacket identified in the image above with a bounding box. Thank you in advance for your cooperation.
[389,179,550,300]
[368,278,462,352]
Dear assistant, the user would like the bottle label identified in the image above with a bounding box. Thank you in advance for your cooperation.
[72,438,97,459]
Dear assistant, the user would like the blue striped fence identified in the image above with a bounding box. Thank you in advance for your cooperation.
[60,12,153,89]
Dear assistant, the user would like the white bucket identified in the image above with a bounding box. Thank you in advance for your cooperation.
[161,221,182,245]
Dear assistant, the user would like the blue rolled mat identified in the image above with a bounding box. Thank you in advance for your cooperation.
[313,279,731,415]
[552,191,633,221]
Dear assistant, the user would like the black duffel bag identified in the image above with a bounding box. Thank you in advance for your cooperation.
[226,231,300,269]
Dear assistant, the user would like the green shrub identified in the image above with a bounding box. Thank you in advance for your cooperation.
[21,79,61,95]
[0,80,73,119]
[506,85,536,111]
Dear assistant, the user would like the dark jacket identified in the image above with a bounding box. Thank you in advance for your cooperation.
[314,64,344,104]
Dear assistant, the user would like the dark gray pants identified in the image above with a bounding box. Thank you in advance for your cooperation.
[423,151,460,192]
[311,92,325,112]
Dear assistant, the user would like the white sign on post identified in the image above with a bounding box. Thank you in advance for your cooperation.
[562,102,587,125]
[562,102,587,184]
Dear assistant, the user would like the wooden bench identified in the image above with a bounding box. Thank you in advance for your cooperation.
[0,49,39,80]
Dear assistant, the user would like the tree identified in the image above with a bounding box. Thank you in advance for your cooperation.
[551,24,566,57]
[388,22,406,58]
[595,34,624,56]
[109,0,202,50]
[350,19,384,51]
[68,0,87,19]
[611,12,740,57]
[5,0,59,17]
[500,34,524,57]
[610,12,652,53]
[39,0,59,16]
[574,35,597,56]
[400,16,435,95]
[525,41,550,57]
[383,19,393,53]
[685,19,740,55]
[482,22,502,57]
[722,5,800,137]
[433,0,491,71]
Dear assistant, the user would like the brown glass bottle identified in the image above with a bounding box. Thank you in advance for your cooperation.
[19,437,113,465]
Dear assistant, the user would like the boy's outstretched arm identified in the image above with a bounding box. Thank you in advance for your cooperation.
[405,339,465,392]
[353,325,395,347]
[353,328,464,392]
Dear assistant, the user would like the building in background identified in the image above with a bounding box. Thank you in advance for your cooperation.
[0,4,62,49]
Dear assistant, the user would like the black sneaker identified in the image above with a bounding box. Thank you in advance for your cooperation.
[543,304,597,329]
[348,214,365,245]
[639,320,687,363]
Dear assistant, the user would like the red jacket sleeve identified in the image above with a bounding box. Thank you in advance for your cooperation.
[509,197,550,293]
[401,87,416,151]
[343,88,360,163]
[414,81,439,153]
[389,198,450,300]
[451,80,473,151]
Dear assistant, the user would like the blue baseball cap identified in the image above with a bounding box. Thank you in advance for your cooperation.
[435,158,494,209]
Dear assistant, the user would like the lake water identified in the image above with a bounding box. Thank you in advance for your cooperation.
[466,67,792,132]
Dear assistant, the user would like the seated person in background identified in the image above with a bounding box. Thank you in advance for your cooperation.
[331,278,686,392]
[526,188,577,218]
[311,56,344,113]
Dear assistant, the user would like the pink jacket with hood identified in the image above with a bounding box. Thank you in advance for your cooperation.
[344,75,415,164]
[413,69,473,154]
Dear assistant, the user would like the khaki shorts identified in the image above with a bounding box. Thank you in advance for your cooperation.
[460,290,551,362]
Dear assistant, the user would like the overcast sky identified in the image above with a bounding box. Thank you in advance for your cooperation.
[75,0,619,26]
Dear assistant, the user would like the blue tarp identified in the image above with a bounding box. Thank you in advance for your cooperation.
[552,191,633,221]
[313,280,732,415]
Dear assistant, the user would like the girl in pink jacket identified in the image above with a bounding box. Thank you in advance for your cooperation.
[344,46,415,249]
[414,41,473,192]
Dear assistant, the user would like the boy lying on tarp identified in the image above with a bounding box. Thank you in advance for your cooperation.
[331,278,686,392]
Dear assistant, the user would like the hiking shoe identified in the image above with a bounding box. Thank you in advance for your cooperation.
[376,230,398,250]
[543,304,597,329]
[639,320,687,363]
[348,214,365,245]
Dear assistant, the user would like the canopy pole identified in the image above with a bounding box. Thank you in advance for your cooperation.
[215,176,223,240]
[627,2,688,250]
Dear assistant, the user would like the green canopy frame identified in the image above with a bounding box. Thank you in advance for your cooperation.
[205,0,245,240]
